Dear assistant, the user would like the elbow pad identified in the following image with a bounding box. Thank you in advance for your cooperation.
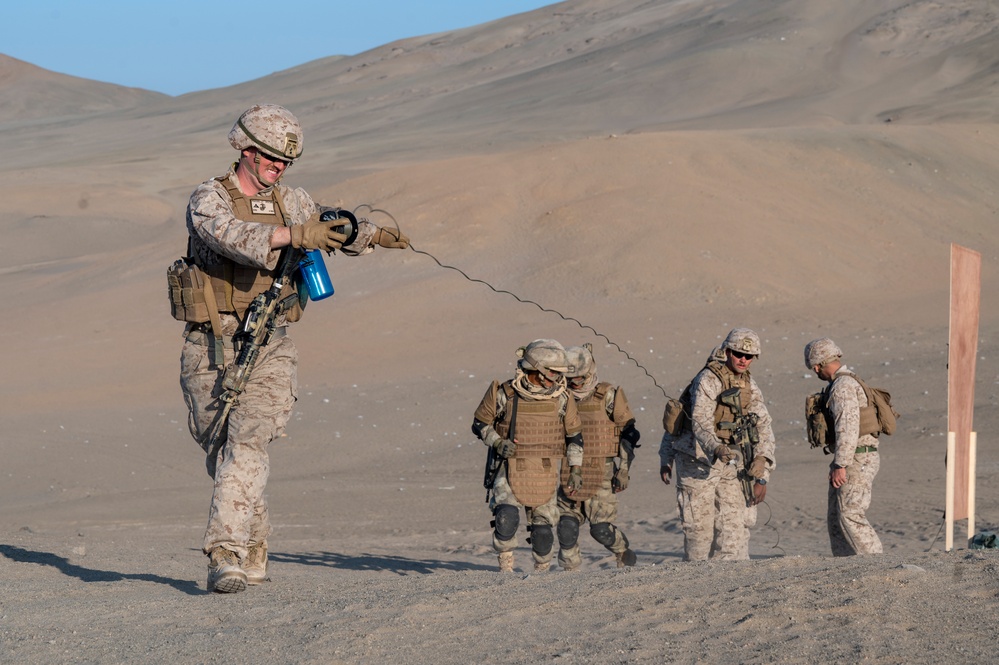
[566,432,584,448]
[471,418,488,439]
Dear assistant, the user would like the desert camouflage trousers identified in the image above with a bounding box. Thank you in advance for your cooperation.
[828,451,882,556]
[180,334,298,558]
[674,453,756,561]
[489,470,559,566]
[556,460,629,569]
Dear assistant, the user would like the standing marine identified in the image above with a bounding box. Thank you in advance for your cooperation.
[661,328,776,561]
[805,337,884,556]
[472,339,584,572]
[175,104,409,593]
[556,344,641,570]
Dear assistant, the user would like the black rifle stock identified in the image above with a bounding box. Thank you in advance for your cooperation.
[717,387,760,506]
[203,246,304,472]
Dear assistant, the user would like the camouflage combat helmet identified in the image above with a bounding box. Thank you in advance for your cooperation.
[565,344,595,379]
[228,104,304,162]
[517,339,569,382]
[723,328,761,356]
[804,337,843,369]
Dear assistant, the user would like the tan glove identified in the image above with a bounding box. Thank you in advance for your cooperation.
[748,455,768,479]
[715,444,735,464]
[290,219,348,252]
[493,438,517,459]
[373,227,410,249]
[612,468,629,493]
[567,466,583,494]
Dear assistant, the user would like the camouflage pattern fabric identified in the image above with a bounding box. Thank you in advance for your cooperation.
[556,465,629,569]
[488,470,559,566]
[828,451,882,555]
[826,367,882,555]
[556,384,635,568]
[828,369,879,468]
[671,361,775,561]
[180,331,298,558]
[674,454,756,561]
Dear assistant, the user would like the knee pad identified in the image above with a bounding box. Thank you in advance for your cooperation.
[492,505,520,541]
[529,524,555,557]
[557,516,580,549]
[590,522,617,548]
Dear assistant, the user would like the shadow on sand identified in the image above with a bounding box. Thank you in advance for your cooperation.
[0,544,202,596]
[269,550,496,574]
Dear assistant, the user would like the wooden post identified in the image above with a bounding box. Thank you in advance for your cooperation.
[946,244,981,550]
[968,432,977,543]
[946,432,955,552]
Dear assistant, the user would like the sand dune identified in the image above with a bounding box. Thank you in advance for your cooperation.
[1,1,998,662]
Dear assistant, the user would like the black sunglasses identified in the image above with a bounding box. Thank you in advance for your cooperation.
[729,350,756,360]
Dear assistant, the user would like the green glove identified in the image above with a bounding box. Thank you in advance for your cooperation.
[715,444,735,464]
[493,438,517,459]
[373,227,410,249]
[290,219,348,252]
[567,466,583,494]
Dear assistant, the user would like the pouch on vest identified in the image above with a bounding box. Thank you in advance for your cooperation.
[168,257,212,323]
[805,391,835,453]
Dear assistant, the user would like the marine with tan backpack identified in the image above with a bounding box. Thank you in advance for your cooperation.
[804,337,896,556]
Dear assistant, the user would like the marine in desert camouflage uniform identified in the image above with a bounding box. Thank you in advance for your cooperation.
[556,344,641,570]
[472,339,585,573]
[662,329,776,561]
[805,338,883,556]
[179,104,409,593]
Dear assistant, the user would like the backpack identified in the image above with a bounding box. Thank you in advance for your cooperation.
[661,361,730,436]
[662,384,691,436]
[805,372,899,453]
[847,372,900,437]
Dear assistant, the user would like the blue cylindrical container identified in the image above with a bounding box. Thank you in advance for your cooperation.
[298,249,334,301]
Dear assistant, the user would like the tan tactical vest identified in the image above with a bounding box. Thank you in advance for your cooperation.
[559,383,619,501]
[207,178,302,321]
[495,382,567,508]
[834,371,883,438]
[170,177,303,326]
[706,361,752,441]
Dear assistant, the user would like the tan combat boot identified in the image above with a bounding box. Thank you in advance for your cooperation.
[243,541,269,585]
[207,547,247,593]
[616,548,637,568]
[533,560,551,573]
[498,551,514,573]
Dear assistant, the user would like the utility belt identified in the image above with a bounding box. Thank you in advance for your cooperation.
[185,323,287,350]
[855,445,878,454]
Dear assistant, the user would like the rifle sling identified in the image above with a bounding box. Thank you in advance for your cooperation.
[186,326,287,349]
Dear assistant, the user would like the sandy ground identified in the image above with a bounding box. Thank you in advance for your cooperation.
[2,0,999,662]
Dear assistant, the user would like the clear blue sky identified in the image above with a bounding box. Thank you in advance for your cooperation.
[3,1,557,96]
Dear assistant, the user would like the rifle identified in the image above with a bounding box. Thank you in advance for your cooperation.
[484,392,517,503]
[203,246,304,474]
[717,387,760,507]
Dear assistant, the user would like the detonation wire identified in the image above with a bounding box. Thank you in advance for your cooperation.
[758,500,785,557]
[925,515,947,552]
[358,204,786,550]
[354,204,668,398]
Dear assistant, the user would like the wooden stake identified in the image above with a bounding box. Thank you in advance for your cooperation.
[967,431,977,543]
[946,432,955,552]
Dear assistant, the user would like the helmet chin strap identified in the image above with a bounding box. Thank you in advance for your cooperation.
[237,151,282,194]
